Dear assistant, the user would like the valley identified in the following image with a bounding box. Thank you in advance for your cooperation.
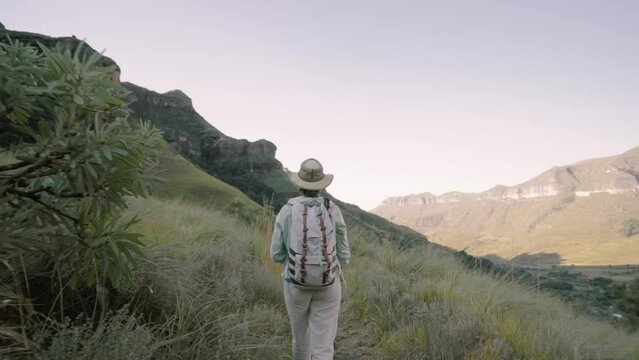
[373,148,639,265]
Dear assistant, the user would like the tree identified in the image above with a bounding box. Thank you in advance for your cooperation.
[0,39,162,298]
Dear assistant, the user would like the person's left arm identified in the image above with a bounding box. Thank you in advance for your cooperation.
[332,204,351,265]
[270,204,291,264]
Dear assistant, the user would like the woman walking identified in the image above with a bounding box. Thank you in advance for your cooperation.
[270,158,350,360]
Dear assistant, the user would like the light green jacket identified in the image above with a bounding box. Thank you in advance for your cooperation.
[270,196,351,271]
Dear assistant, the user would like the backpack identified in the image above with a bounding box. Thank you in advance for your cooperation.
[286,197,337,288]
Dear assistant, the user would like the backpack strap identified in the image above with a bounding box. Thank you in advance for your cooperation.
[300,205,309,284]
[317,209,332,284]
[323,197,335,222]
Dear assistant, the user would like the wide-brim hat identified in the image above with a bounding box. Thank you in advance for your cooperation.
[289,158,333,191]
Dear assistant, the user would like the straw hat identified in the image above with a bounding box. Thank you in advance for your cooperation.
[289,158,333,190]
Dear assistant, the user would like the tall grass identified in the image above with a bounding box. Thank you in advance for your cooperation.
[13,185,639,359]
[20,196,290,359]
[126,196,289,359]
[342,232,639,359]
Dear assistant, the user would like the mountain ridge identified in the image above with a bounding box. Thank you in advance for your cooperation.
[373,146,639,265]
[379,147,639,205]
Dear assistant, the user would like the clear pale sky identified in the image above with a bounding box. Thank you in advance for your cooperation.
[5,1,639,210]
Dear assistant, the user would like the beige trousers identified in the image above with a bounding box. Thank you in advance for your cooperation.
[283,278,341,360]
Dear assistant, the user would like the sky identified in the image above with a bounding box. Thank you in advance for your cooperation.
[4,0,639,210]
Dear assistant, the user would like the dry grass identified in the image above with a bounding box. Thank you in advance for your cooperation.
[17,149,639,359]
[340,233,639,359]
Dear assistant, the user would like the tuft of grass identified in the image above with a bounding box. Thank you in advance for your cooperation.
[32,307,154,360]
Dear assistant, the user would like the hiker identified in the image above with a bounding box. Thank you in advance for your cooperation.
[270,158,351,360]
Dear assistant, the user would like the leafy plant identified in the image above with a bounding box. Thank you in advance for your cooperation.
[0,39,162,296]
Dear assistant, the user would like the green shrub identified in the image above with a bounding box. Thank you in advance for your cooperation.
[622,218,639,237]
[590,277,613,288]
[540,279,575,291]
[609,279,639,329]
[0,39,162,293]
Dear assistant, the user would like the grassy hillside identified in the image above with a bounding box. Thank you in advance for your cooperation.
[120,152,639,359]
[122,153,639,359]
[6,148,639,359]
[151,143,263,221]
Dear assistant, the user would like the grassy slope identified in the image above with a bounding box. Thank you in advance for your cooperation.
[6,146,639,359]
[5,140,637,359]
[152,142,261,212]
[117,152,639,359]
[121,149,290,359]
[6,137,639,359]
[4,138,638,359]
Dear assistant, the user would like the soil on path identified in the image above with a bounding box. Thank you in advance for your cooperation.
[334,300,378,360]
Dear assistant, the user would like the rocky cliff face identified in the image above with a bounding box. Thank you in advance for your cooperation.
[374,147,639,265]
[123,82,281,177]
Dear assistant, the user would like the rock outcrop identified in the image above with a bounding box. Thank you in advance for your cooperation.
[123,82,282,177]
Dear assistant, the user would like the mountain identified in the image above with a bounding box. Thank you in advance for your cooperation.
[372,147,639,265]
[122,82,290,206]
[0,24,426,249]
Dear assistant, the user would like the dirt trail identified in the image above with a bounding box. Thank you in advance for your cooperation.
[334,301,377,359]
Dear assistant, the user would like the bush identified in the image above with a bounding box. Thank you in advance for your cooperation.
[540,279,575,291]
[609,279,639,329]
[622,218,639,237]
[0,39,162,296]
[589,277,613,288]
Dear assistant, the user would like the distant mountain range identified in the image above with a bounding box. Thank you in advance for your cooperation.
[372,147,639,265]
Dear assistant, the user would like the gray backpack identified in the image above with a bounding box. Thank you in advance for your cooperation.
[286,198,337,288]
